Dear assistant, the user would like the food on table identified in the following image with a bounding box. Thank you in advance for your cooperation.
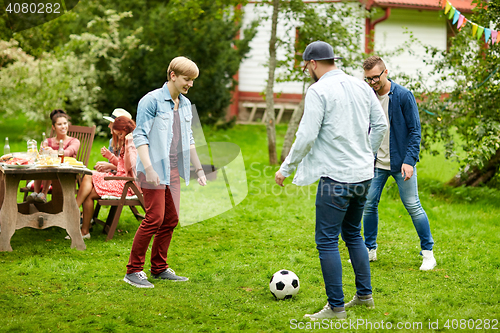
[63,157,84,167]
[37,155,61,166]
[2,156,32,165]
[0,153,13,162]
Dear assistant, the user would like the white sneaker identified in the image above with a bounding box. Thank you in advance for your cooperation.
[304,303,346,321]
[65,233,91,240]
[348,247,377,263]
[420,250,437,270]
[26,192,38,203]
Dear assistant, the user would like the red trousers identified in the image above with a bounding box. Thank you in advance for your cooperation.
[126,168,180,275]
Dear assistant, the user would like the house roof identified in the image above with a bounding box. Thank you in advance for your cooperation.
[366,0,475,13]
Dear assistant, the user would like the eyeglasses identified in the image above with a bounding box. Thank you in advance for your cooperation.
[364,69,385,84]
[302,61,310,75]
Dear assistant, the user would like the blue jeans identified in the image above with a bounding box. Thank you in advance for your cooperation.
[363,167,434,251]
[315,177,372,308]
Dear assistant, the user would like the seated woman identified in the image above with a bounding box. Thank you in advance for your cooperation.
[71,116,137,239]
[28,109,80,203]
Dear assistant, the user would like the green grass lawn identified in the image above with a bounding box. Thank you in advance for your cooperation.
[1,121,499,332]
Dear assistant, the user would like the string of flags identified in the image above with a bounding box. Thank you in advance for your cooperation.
[444,0,498,44]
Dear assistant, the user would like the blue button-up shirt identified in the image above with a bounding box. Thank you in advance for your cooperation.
[384,79,421,172]
[133,83,195,186]
[280,70,388,185]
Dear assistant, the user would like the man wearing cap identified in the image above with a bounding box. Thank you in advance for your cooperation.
[275,41,388,320]
[95,108,133,173]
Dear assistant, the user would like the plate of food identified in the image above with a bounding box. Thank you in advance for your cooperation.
[2,155,34,168]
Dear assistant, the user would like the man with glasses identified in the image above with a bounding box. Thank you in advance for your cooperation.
[275,41,387,320]
[362,55,437,271]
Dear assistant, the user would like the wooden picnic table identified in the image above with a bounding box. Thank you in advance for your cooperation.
[0,165,92,251]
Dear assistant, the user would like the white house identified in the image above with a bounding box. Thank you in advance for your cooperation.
[230,0,474,123]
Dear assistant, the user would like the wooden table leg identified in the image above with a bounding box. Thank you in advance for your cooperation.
[0,173,4,210]
[0,174,21,252]
[58,173,86,251]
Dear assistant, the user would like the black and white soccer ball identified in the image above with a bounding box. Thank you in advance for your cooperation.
[269,269,300,300]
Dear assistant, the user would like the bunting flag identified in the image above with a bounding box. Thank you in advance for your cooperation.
[452,10,461,24]
[461,18,468,30]
[484,28,491,43]
[472,23,478,37]
[477,26,484,40]
[457,14,465,29]
[445,1,452,14]
[444,1,498,45]
[448,6,456,20]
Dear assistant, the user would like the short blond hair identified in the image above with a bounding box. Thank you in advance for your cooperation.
[167,56,199,81]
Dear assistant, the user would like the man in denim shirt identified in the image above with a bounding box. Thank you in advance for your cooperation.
[124,57,207,288]
[275,41,388,320]
[362,56,436,271]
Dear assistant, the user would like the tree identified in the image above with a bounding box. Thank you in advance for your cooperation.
[0,39,100,134]
[405,0,500,187]
[258,0,366,164]
[265,0,280,165]
[1,0,257,125]
[0,10,147,135]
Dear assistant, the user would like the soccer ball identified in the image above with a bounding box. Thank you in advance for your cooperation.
[269,269,300,300]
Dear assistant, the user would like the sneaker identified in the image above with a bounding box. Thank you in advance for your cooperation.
[65,233,91,240]
[345,294,375,309]
[304,303,346,321]
[27,192,38,203]
[34,192,47,203]
[123,271,154,288]
[151,268,189,281]
[420,250,437,271]
[348,247,377,264]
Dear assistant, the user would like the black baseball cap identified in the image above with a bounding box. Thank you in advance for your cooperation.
[303,41,342,61]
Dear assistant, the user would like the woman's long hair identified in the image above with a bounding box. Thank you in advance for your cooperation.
[111,116,136,154]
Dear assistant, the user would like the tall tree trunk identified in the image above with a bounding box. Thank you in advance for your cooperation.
[265,0,279,165]
[447,148,500,187]
[280,97,304,163]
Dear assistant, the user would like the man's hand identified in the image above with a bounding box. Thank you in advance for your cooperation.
[145,166,160,186]
[275,170,286,187]
[401,163,414,181]
[196,169,207,186]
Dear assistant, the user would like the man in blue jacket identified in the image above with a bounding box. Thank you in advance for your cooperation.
[362,56,436,271]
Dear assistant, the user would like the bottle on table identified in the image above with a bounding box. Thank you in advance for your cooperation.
[58,139,64,163]
[27,139,37,159]
[40,132,48,155]
[3,137,10,155]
